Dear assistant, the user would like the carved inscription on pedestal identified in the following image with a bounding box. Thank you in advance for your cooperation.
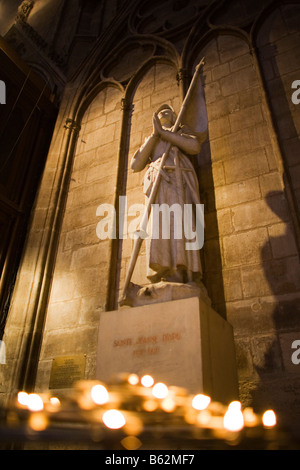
[113,331,182,358]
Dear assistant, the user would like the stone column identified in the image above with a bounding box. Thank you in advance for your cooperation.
[0,115,81,401]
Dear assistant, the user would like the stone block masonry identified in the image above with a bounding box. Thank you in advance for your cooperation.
[197,30,300,425]
[35,86,124,390]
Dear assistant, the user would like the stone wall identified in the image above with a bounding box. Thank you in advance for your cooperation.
[258,5,300,215]
[196,29,300,426]
[35,86,123,389]
[1,0,300,434]
[34,63,181,390]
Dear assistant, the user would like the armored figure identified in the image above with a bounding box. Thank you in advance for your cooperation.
[130,104,206,285]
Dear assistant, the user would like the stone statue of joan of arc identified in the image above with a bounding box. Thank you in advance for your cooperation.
[130,103,206,286]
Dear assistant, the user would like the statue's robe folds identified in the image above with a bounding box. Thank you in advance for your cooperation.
[137,127,203,283]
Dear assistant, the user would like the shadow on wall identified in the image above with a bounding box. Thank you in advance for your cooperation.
[257,4,300,226]
[195,69,226,318]
[196,134,227,318]
[250,4,300,437]
[252,190,300,437]
[0,0,20,36]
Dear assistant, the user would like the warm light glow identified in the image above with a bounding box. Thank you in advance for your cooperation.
[17,391,29,406]
[228,401,242,411]
[121,436,142,450]
[128,374,139,386]
[152,382,169,399]
[161,397,176,412]
[223,401,244,432]
[29,413,48,431]
[262,410,276,427]
[243,407,258,427]
[27,394,44,412]
[184,409,197,425]
[141,375,154,388]
[143,399,158,412]
[49,397,61,407]
[14,379,277,439]
[91,384,109,405]
[192,394,211,410]
[124,415,143,436]
[197,410,211,426]
[102,409,126,429]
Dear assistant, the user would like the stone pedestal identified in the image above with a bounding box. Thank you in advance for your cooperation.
[96,297,239,404]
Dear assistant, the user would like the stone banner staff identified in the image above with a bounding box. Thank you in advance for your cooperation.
[120,57,207,305]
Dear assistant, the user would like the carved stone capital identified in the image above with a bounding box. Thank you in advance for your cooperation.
[121,98,133,112]
[176,68,189,84]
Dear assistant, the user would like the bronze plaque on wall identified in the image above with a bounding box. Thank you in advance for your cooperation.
[49,355,86,389]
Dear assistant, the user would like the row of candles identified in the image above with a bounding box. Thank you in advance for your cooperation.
[10,373,277,449]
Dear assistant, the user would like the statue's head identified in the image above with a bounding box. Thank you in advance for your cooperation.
[156,104,176,128]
